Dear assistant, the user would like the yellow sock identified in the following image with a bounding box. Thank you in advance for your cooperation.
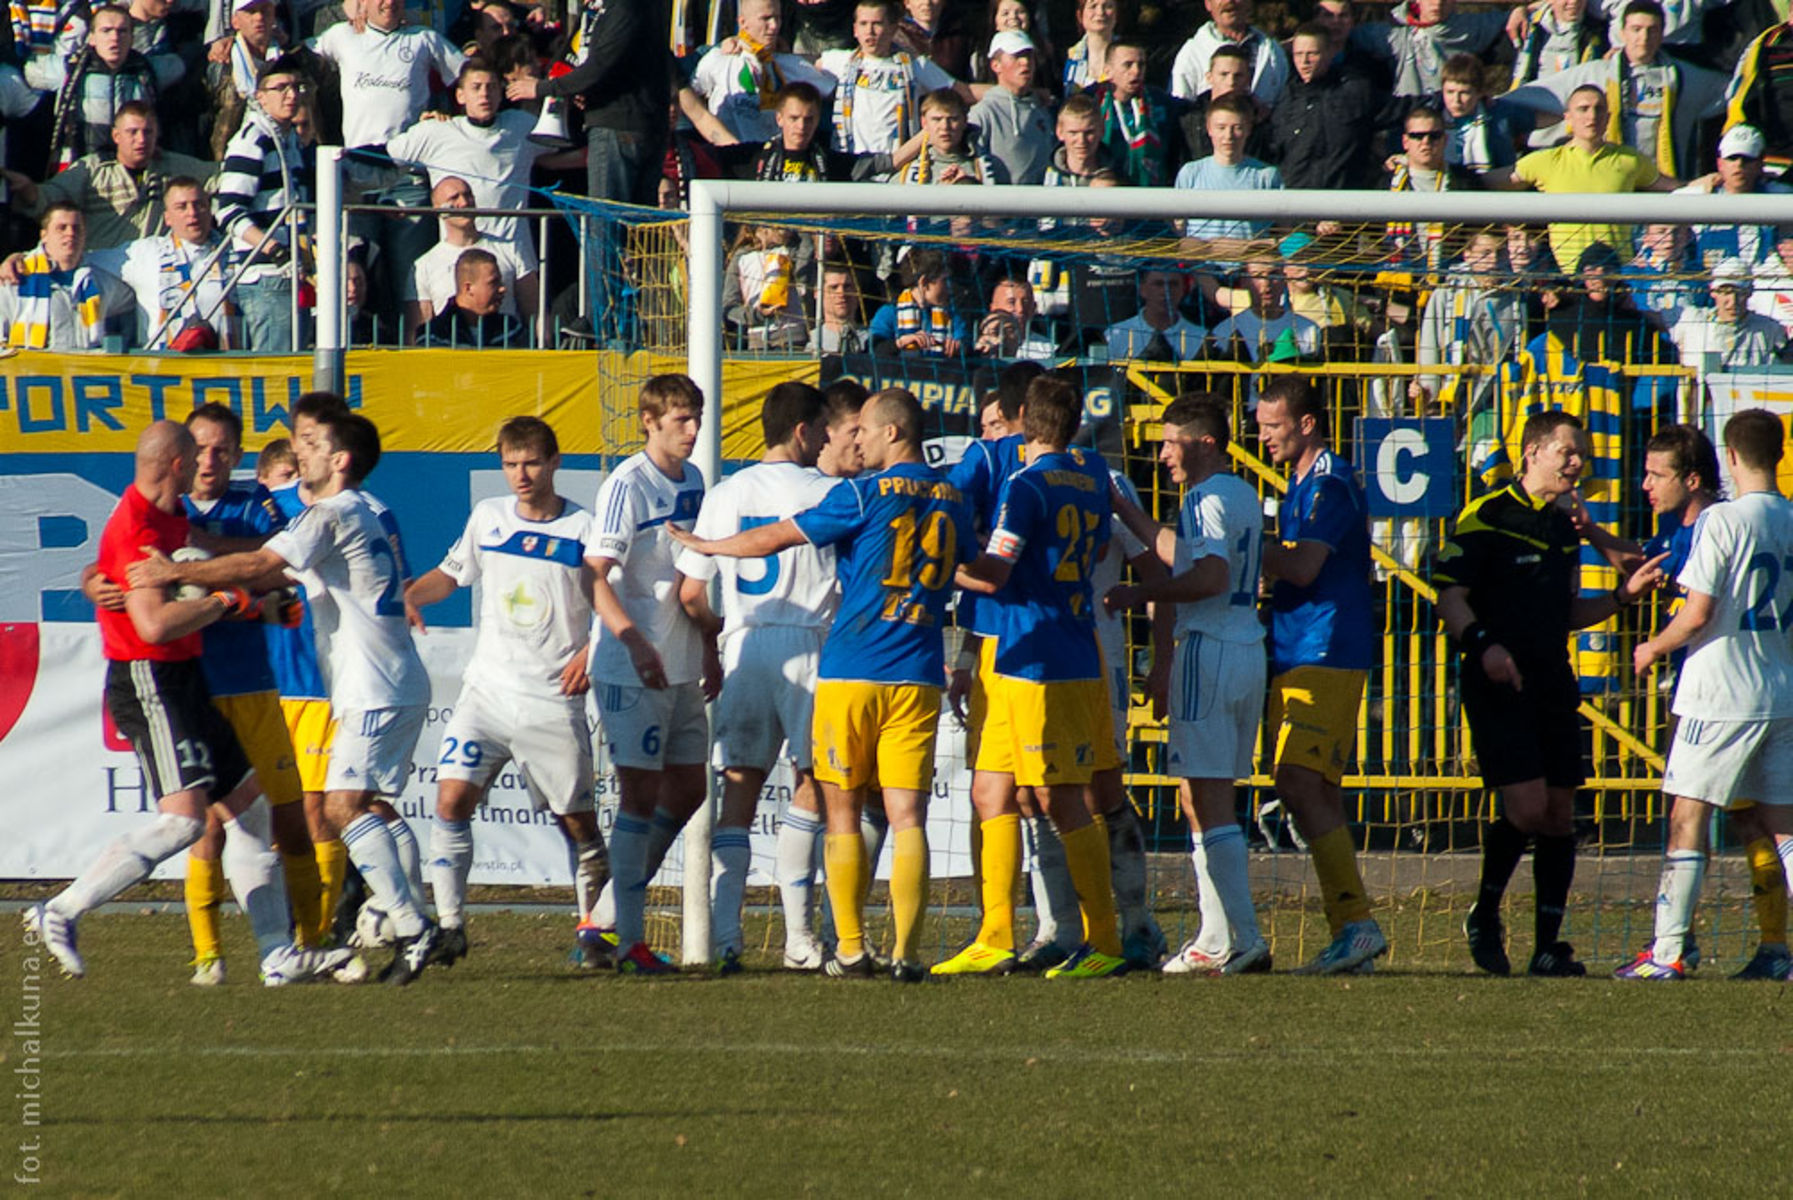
[1061,817,1122,958]
[282,851,324,949]
[976,814,1020,951]
[1309,826,1372,933]
[314,837,347,945]
[185,854,226,964]
[1747,837,1788,945]
[891,827,929,965]
[824,833,868,960]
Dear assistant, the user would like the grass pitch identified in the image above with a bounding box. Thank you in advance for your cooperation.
[7,910,1790,1198]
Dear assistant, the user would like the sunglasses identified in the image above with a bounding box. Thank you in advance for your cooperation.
[1405,129,1445,141]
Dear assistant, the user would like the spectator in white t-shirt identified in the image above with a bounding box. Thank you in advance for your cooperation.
[692,0,835,145]
[405,175,537,339]
[1105,268,1208,361]
[388,58,566,252]
[314,0,465,308]
[1673,257,1790,368]
[816,0,964,156]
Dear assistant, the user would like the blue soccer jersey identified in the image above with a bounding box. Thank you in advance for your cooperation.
[985,449,1110,682]
[794,461,974,687]
[264,482,327,701]
[1270,448,1374,675]
[947,433,1026,637]
[184,484,283,698]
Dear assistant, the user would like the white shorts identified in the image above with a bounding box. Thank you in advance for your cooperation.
[1108,659,1129,763]
[327,705,427,796]
[438,686,595,815]
[596,680,709,770]
[1165,633,1266,782]
[1662,715,1793,809]
[712,624,824,771]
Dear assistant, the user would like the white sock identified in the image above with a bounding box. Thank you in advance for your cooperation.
[646,807,684,881]
[387,817,427,909]
[1651,849,1706,964]
[52,812,204,919]
[222,797,293,959]
[341,813,425,937]
[1105,802,1151,930]
[1201,825,1260,949]
[1027,816,1082,950]
[592,879,616,929]
[710,826,752,955]
[1187,838,1230,956]
[572,837,609,923]
[610,813,651,949]
[429,818,474,929]
[861,805,889,880]
[776,807,824,947]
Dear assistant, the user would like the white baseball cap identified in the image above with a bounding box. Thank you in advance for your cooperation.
[988,30,1036,58]
[1710,256,1754,290]
[1718,124,1767,160]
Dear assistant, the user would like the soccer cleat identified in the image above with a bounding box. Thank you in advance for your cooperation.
[1123,922,1170,970]
[1294,919,1388,976]
[1526,941,1587,977]
[572,923,617,970]
[330,954,370,984]
[1161,940,1230,976]
[890,960,927,983]
[822,952,876,979]
[615,941,677,976]
[381,923,440,987]
[190,957,226,987]
[1612,950,1684,980]
[429,924,469,968]
[1731,943,1793,981]
[929,941,1017,977]
[1464,907,1511,977]
[1044,944,1129,979]
[1222,940,1273,975]
[716,947,744,977]
[262,944,356,987]
[23,904,83,979]
[782,938,825,972]
[1013,939,1072,973]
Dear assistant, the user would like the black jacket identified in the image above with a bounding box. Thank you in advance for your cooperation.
[1268,70,1395,190]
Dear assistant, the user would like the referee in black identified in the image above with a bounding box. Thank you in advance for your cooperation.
[1432,411,1664,977]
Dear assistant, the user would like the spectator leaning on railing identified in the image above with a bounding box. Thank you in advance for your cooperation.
[419,246,528,348]
[212,56,310,354]
[93,176,242,350]
[3,101,214,249]
[405,175,536,340]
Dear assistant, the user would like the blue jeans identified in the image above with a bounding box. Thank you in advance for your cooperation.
[236,273,307,353]
[582,125,662,342]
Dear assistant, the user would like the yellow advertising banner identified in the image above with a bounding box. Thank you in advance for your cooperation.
[0,348,819,458]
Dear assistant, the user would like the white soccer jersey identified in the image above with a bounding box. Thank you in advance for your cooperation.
[816,49,954,153]
[386,109,545,247]
[440,495,593,700]
[691,48,834,143]
[313,22,466,149]
[588,452,706,686]
[1671,491,1793,721]
[1174,471,1266,645]
[1092,470,1147,677]
[675,460,841,632]
[265,488,430,710]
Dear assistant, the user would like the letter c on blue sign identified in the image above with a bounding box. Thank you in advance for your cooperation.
[1376,428,1429,505]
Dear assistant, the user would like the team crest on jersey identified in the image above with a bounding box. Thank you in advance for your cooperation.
[523,536,540,554]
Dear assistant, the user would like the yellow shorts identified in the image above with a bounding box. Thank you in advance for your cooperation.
[1268,666,1366,786]
[976,673,1113,787]
[213,691,303,807]
[964,636,996,765]
[813,680,942,793]
[280,697,336,794]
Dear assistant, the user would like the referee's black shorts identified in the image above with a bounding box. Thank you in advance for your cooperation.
[104,658,253,802]
[1461,657,1584,791]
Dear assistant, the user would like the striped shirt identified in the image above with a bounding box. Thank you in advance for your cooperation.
[214,110,309,281]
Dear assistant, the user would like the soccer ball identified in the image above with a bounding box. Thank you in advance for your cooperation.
[351,903,397,950]
[169,546,210,602]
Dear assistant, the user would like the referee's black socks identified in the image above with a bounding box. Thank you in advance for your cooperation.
[1474,817,1529,918]
[1531,834,1576,948]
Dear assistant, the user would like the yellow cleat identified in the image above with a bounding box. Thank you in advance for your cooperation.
[1044,944,1129,979]
[929,941,1018,976]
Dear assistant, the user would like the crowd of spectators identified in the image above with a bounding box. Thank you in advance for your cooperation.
[0,0,1790,377]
